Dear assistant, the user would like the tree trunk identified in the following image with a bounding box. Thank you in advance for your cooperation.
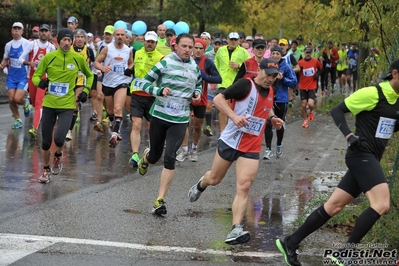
[358,20,370,88]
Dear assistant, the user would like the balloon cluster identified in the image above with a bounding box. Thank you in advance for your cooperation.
[113,20,190,36]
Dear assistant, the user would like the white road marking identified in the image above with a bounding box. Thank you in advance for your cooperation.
[0,233,281,265]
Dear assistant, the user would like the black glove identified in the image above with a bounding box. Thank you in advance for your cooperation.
[314,72,320,81]
[77,91,88,103]
[124,68,133,76]
[347,134,361,150]
[38,78,49,89]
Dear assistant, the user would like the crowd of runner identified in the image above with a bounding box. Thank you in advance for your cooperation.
[2,17,396,266]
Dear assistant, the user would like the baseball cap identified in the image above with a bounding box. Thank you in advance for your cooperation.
[259,58,279,75]
[238,32,245,39]
[279,38,288,45]
[304,47,313,53]
[104,25,114,34]
[125,30,132,38]
[214,38,222,44]
[145,31,158,42]
[200,32,211,39]
[297,35,303,41]
[228,32,239,39]
[165,28,175,36]
[253,39,266,48]
[67,16,78,23]
[32,26,39,32]
[12,22,24,29]
[40,24,51,31]
[245,36,254,41]
[271,46,283,54]
[328,40,334,45]
[87,32,93,37]
[382,59,399,80]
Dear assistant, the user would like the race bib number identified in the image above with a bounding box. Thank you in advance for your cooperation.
[159,96,187,115]
[303,67,315,77]
[208,83,218,91]
[349,58,357,67]
[48,82,69,97]
[113,64,125,73]
[240,116,266,136]
[326,63,332,68]
[10,58,21,68]
[375,117,395,139]
[131,78,144,92]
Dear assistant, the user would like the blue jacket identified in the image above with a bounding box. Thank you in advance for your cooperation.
[274,58,298,103]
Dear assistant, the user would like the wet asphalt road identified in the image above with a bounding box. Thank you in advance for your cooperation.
[0,96,349,266]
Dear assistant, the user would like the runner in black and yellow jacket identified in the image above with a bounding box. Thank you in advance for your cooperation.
[32,28,93,184]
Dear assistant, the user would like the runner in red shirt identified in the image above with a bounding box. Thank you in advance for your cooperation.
[298,47,322,128]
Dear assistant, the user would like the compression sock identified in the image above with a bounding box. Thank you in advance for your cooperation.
[347,207,381,244]
[288,205,331,247]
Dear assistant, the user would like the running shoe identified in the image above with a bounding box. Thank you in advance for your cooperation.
[129,152,140,167]
[225,225,251,245]
[152,198,167,215]
[90,112,97,121]
[39,169,51,184]
[28,128,37,139]
[109,132,118,148]
[263,148,274,160]
[188,176,204,202]
[276,236,302,266]
[51,156,62,175]
[65,130,73,141]
[302,120,309,128]
[93,122,104,132]
[138,148,150,175]
[176,148,189,162]
[23,100,31,117]
[102,116,109,123]
[308,112,315,122]
[190,149,198,162]
[11,119,23,129]
[276,145,283,158]
[203,125,213,137]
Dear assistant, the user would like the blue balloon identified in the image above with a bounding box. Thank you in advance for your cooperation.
[132,20,147,35]
[114,20,127,30]
[174,21,190,35]
[163,20,175,29]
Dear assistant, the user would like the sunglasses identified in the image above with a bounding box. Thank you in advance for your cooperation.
[229,38,238,41]
[255,46,266,50]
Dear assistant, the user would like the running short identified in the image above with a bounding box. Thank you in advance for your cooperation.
[337,70,347,78]
[300,89,316,101]
[130,94,154,122]
[337,155,387,198]
[7,76,28,90]
[102,83,128,97]
[190,104,206,119]
[217,139,259,162]
[346,68,358,80]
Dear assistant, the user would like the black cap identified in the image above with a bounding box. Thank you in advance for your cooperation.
[238,31,245,39]
[165,28,175,36]
[57,28,74,43]
[259,58,279,75]
[328,40,333,45]
[382,59,399,80]
[270,46,282,54]
[305,47,313,53]
[214,38,222,44]
[40,24,51,31]
[253,39,266,48]
[297,35,303,41]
